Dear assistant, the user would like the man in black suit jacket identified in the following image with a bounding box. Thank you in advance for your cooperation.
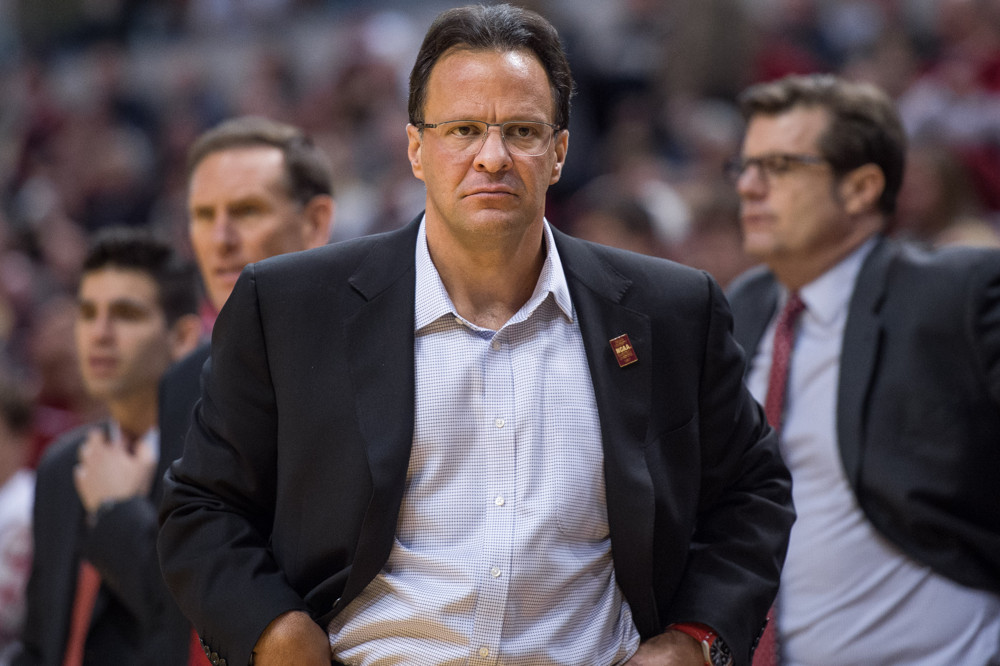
[158,6,794,666]
[17,228,202,665]
[157,115,334,521]
[725,74,1000,665]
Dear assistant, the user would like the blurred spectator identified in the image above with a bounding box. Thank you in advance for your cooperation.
[897,0,1000,211]
[22,295,104,469]
[0,199,98,468]
[2,0,1000,414]
[567,188,671,258]
[936,215,1000,247]
[895,140,1000,246]
[672,179,758,288]
[744,0,835,81]
[0,372,33,666]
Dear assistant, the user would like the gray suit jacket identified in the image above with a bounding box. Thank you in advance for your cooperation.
[727,236,1000,595]
[159,217,795,666]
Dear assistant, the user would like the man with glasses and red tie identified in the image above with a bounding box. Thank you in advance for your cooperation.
[158,5,794,666]
[725,74,1000,665]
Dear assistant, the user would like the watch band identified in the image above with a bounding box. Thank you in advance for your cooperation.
[667,622,733,666]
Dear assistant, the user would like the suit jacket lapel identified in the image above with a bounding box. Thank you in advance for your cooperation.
[552,230,660,633]
[837,237,891,488]
[339,219,420,602]
[727,268,780,376]
[728,243,889,489]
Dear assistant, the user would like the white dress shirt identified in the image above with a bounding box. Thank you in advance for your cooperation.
[747,240,1000,665]
[329,220,641,665]
[108,421,159,460]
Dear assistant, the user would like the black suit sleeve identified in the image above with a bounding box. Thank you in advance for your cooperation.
[976,252,1000,406]
[18,433,190,666]
[656,275,794,665]
[158,267,310,666]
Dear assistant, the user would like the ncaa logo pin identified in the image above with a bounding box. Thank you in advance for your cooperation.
[609,333,638,368]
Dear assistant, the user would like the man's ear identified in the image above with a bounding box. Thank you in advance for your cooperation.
[549,129,569,185]
[407,124,425,182]
[168,313,204,362]
[302,195,335,249]
[838,163,885,216]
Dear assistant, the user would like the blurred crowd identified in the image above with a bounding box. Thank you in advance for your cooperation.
[1,0,1000,468]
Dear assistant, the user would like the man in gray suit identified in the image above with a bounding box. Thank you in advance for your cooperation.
[159,5,794,666]
[725,74,1000,665]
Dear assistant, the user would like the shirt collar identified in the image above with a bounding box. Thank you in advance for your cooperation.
[792,237,877,327]
[414,216,574,332]
[108,421,160,458]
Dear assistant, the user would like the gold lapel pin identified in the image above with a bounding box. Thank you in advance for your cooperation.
[609,333,638,367]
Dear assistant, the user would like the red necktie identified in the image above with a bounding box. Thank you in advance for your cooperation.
[754,292,806,666]
[763,292,806,432]
[63,560,101,666]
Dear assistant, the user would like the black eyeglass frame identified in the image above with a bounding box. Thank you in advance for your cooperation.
[723,153,831,184]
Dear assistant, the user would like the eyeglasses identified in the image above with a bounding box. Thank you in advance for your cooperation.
[723,153,830,184]
[415,120,560,157]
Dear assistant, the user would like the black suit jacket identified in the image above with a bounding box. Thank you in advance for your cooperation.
[16,423,191,666]
[159,217,794,666]
[158,342,211,474]
[727,236,1000,595]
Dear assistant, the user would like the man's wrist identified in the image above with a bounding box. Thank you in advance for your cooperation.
[667,623,733,666]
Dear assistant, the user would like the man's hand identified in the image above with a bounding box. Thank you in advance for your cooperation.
[73,427,157,515]
[252,610,331,666]
[625,628,706,666]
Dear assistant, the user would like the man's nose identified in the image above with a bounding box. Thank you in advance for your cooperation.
[207,214,239,248]
[474,126,513,172]
[736,163,767,198]
[90,311,115,341]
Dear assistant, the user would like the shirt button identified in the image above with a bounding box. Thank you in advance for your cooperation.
[495,418,505,428]
[491,566,502,578]
[479,646,490,657]
[491,340,500,350]
[494,496,504,506]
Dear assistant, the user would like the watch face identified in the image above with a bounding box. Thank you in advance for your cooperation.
[710,638,733,666]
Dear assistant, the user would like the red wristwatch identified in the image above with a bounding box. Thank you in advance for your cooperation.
[668,622,734,666]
